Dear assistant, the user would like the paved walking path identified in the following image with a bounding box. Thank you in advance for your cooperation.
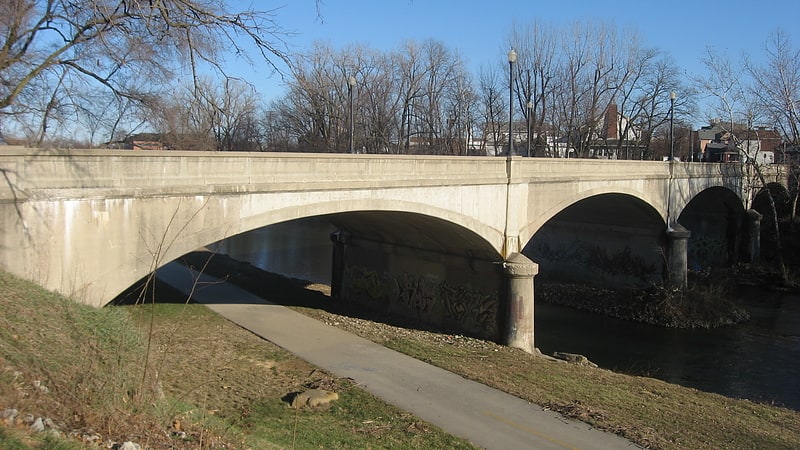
[158,262,638,450]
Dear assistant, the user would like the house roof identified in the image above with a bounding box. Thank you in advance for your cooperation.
[697,122,728,140]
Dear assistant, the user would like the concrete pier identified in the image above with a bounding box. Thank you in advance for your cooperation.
[502,253,538,353]
[666,224,691,289]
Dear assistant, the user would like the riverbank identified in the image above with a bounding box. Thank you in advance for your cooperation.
[180,251,800,449]
[538,278,751,328]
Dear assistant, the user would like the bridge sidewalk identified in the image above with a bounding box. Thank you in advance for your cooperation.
[157,262,638,450]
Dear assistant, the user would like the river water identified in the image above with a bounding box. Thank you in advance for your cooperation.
[212,220,800,411]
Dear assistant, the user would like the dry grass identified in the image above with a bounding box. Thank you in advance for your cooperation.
[0,270,474,449]
[181,251,800,450]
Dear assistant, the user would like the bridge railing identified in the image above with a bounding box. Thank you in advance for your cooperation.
[0,148,513,200]
[2,147,780,202]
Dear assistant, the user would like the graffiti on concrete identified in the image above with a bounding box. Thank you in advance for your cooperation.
[584,245,656,280]
[440,283,497,336]
[343,265,498,337]
[530,241,656,282]
[396,272,438,313]
[688,236,727,267]
[344,266,392,304]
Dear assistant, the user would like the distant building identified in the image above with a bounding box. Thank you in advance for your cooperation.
[124,133,167,150]
[588,103,643,159]
[697,119,782,163]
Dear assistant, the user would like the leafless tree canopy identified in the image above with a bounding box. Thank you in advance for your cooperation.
[1,0,291,143]
[267,20,687,158]
[2,6,797,164]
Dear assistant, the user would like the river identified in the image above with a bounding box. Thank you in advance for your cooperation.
[211,219,800,411]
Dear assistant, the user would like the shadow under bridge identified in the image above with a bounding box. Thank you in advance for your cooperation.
[327,210,507,342]
[524,193,668,289]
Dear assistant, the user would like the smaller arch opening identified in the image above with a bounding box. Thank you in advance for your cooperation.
[678,187,745,269]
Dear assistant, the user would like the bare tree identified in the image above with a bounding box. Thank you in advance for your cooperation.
[272,43,352,152]
[392,40,430,153]
[618,52,685,160]
[194,78,263,151]
[696,47,747,135]
[1,0,292,143]
[745,29,800,226]
[443,68,477,156]
[698,42,790,282]
[476,65,504,156]
[508,19,557,157]
[271,39,473,155]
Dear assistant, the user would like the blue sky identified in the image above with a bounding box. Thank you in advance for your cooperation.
[232,1,799,108]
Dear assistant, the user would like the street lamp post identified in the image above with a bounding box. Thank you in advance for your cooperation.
[508,48,517,157]
[526,99,533,157]
[669,91,676,161]
[348,75,356,153]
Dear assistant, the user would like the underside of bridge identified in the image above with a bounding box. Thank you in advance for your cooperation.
[326,211,506,341]
[678,187,746,269]
[523,193,667,288]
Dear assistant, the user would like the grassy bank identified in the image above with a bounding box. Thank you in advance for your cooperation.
[184,251,800,450]
[3,260,800,449]
[0,270,474,449]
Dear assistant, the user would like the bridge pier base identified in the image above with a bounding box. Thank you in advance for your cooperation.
[745,209,762,264]
[666,224,691,289]
[502,253,538,353]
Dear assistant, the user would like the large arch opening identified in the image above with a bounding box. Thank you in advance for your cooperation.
[523,193,666,288]
[525,193,668,367]
[115,210,505,341]
[678,186,745,269]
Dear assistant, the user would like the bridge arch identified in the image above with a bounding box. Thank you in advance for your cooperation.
[752,182,793,220]
[749,182,793,259]
[112,195,505,308]
[677,186,745,268]
[520,185,665,244]
[238,198,507,258]
[522,192,666,288]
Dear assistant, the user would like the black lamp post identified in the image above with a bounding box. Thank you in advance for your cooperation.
[669,91,676,161]
[508,48,517,157]
[348,75,356,153]
[526,99,533,157]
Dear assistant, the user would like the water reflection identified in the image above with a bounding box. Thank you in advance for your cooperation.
[535,294,800,410]
[212,217,335,284]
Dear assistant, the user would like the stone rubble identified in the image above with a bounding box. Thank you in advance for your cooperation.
[2,405,147,448]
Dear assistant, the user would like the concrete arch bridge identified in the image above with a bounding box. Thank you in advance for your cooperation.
[0,148,786,351]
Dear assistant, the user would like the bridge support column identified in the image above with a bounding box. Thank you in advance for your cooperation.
[666,224,691,289]
[744,209,762,264]
[329,231,349,301]
[502,253,538,353]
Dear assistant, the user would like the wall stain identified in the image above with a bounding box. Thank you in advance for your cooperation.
[530,241,655,283]
[343,265,499,338]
